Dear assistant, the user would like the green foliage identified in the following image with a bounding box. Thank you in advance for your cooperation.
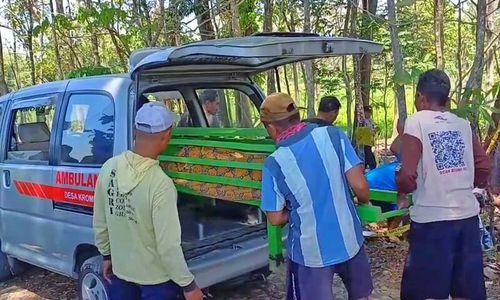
[452,85,500,128]
[0,0,497,141]
[65,66,113,79]
[239,0,259,34]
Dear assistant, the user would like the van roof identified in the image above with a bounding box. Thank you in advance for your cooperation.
[2,74,128,101]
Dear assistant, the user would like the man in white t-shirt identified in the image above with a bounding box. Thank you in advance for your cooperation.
[397,69,491,300]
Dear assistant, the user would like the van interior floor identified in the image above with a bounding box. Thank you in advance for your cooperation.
[178,200,266,260]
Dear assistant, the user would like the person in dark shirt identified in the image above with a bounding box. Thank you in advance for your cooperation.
[304,96,341,127]
[180,90,222,128]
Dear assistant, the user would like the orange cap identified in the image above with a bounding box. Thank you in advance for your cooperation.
[260,93,299,123]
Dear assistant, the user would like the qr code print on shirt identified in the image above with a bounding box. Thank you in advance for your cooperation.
[428,130,466,171]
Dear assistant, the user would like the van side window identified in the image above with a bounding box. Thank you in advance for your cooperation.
[7,104,56,161]
[60,94,114,165]
[194,89,262,128]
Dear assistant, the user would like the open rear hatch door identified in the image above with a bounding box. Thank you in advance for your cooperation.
[129,35,383,78]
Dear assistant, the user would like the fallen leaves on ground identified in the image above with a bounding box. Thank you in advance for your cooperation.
[1,239,500,299]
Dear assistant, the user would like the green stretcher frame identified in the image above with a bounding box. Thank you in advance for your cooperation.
[161,128,409,266]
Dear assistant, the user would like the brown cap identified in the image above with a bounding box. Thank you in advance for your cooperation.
[260,93,299,123]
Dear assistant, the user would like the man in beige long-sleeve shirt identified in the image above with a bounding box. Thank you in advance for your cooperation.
[93,102,203,300]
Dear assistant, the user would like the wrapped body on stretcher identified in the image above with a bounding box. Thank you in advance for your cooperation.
[365,119,409,230]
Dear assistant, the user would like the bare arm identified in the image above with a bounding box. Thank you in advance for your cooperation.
[472,134,491,188]
[390,135,401,156]
[346,165,370,204]
[266,209,290,227]
[397,134,422,193]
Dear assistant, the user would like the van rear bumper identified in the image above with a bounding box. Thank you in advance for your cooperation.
[188,235,269,288]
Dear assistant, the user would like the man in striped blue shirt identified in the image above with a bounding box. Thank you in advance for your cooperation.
[260,93,373,300]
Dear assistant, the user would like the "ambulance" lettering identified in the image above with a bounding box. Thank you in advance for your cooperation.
[56,172,98,189]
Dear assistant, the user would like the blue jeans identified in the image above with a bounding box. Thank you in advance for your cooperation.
[110,276,183,300]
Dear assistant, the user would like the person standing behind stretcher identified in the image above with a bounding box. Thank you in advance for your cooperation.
[303,95,342,126]
[397,69,491,300]
[180,90,222,128]
[93,102,204,300]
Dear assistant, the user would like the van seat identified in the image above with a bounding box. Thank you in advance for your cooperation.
[17,122,50,151]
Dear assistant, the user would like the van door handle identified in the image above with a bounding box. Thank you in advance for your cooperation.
[3,170,11,188]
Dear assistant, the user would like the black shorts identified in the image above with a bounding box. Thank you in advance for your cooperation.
[401,216,486,300]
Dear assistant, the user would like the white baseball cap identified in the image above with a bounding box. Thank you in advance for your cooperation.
[135,102,176,133]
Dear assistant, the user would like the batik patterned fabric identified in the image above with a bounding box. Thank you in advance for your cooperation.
[162,146,266,202]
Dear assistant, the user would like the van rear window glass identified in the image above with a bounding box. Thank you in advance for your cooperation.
[194,88,262,128]
[140,91,184,127]
[7,104,55,161]
[60,94,114,165]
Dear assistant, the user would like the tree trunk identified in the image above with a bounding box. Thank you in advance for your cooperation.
[486,87,500,145]
[342,0,354,136]
[195,0,215,40]
[387,0,407,121]
[0,31,9,95]
[462,0,487,106]
[382,55,389,149]
[264,0,276,95]
[66,0,77,69]
[55,0,63,13]
[456,0,463,103]
[292,64,300,102]
[50,0,64,79]
[209,0,221,38]
[289,11,300,102]
[484,0,499,91]
[11,42,20,90]
[83,0,101,66]
[27,2,36,86]
[150,0,165,46]
[303,0,315,117]
[434,0,445,69]
[360,0,377,106]
[216,90,230,127]
[351,0,365,127]
[230,0,241,36]
[283,65,291,95]
[108,29,128,72]
[230,1,252,127]
[7,0,20,88]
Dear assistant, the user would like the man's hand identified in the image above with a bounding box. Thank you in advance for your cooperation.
[346,165,370,204]
[184,287,204,300]
[397,195,410,209]
[266,209,289,227]
[102,259,113,284]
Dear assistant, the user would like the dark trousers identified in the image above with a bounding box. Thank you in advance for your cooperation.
[110,276,183,300]
[401,216,486,300]
[287,246,373,300]
[364,146,377,170]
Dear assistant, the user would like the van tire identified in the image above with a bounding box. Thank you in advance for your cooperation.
[0,246,11,282]
[78,256,110,300]
[7,256,29,276]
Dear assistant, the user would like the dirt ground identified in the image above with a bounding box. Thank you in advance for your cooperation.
[1,239,500,300]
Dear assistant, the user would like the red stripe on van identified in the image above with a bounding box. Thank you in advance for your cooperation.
[14,181,94,208]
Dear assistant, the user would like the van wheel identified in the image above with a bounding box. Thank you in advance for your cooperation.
[0,244,11,282]
[78,256,110,300]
